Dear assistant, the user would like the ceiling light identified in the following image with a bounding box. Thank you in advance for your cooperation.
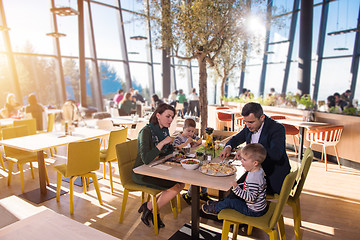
[51,7,79,16]
[128,52,140,54]
[130,35,147,40]
[46,32,67,38]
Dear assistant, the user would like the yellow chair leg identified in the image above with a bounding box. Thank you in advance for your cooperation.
[268,229,278,240]
[247,225,253,236]
[291,199,302,240]
[50,148,54,157]
[29,162,34,179]
[147,194,151,202]
[70,176,75,214]
[170,198,177,219]
[0,156,5,170]
[152,195,159,235]
[91,173,103,205]
[108,161,114,193]
[120,189,129,223]
[56,172,62,202]
[82,177,87,193]
[278,215,286,240]
[141,192,145,204]
[177,193,181,213]
[19,164,24,193]
[221,220,231,240]
[232,223,239,240]
[103,162,106,179]
[7,162,13,186]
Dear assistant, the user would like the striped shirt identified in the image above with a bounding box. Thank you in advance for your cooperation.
[232,168,267,212]
[174,133,200,147]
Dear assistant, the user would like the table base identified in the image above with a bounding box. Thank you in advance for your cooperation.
[168,223,221,240]
[62,175,102,187]
[18,185,67,204]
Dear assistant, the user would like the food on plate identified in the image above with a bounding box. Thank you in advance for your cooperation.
[182,159,198,164]
[200,163,237,176]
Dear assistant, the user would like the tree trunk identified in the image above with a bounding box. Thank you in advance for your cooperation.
[220,74,228,105]
[198,55,208,138]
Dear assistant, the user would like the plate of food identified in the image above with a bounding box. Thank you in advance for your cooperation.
[199,162,237,176]
[185,153,196,158]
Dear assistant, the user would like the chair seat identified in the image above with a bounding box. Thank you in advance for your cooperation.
[124,182,162,196]
[6,151,47,164]
[100,149,107,161]
[53,163,67,177]
[284,124,299,135]
[218,202,276,231]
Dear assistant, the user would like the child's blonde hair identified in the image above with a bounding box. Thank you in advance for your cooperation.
[183,118,196,129]
[242,143,267,164]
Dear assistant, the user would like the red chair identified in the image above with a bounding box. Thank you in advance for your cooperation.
[306,125,344,171]
[216,107,232,131]
[235,117,245,131]
[271,116,300,154]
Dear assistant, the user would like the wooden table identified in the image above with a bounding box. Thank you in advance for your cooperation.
[134,158,245,240]
[216,109,241,131]
[278,119,330,162]
[0,209,119,240]
[107,116,147,127]
[0,127,109,204]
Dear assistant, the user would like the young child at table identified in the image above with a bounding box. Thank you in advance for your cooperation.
[174,118,209,204]
[202,143,268,217]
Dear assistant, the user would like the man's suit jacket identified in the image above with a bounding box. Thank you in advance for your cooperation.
[225,115,291,194]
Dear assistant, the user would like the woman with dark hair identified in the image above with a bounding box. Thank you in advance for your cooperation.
[119,92,136,115]
[132,103,184,229]
[25,93,44,130]
[151,94,163,111]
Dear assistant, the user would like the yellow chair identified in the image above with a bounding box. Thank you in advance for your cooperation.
[13,119,37,135]
[54,138,102,215]
[100,128,128,193]
[1,154,6,170]
[218,169,298,240]
[2,125,49,193]
[116,140,181,235]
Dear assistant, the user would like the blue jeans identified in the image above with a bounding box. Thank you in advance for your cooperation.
[187,185,207,197]
[214,191,267,217]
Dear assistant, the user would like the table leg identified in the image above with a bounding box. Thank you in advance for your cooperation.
[231,114,235,132]
[298,127,305,163]
[37,151,47,194]
[191,185,200,240]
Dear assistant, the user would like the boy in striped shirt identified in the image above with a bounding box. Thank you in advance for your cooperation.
[202,143,268,217]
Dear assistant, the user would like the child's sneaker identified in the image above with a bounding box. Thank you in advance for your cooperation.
[182,193,192,205]
[206,199,217,206]
[200,193,212,201]
[201,203,219,216]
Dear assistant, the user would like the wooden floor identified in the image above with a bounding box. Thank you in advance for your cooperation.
[1,147,360,240]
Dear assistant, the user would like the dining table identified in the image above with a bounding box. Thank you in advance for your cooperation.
[216,109,241,131]
[277,119,331,162]
[133,155,245,240]
[106,116,148,127]
[0,127,109,204]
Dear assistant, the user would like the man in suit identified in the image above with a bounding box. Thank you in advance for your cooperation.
[220,102,290,194]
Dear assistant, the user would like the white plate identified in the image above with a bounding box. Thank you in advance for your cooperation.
[185,153,196,158]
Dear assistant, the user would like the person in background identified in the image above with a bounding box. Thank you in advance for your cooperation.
[168,90,178,107]
[25,93,44,131]
[202,143,268,217]
[129,88,135,96]
[174,118,208,205]
[113,89,124,106]
[133,90,145,103]
[119,92,136,116]
[133,103,184,228]
[341,89,352,104]
[334,92,347,111]
[219,102,290,195]
[151,94,164,111]
[187,88,200,117]
[0,93,21,118]
[239,88,247,100]
[326,95,342,114]
[177,89,188,118]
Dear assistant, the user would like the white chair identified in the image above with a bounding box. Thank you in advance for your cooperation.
[306,125,344,171]
[110,107,119,117]
[127,121,147,140]
[96,119,115,148]
[175,103,184,117]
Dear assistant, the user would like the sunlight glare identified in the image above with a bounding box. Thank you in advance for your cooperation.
[246,15,266,37]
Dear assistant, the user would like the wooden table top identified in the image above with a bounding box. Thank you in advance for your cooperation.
[133,157,245,192]
[107,116,147,126]
[0,127,109,152]
[277,119,331,129]
[0,209,118,240]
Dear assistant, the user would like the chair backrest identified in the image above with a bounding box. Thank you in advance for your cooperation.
[216,107,231,121]
[66,138,100,177]
[106,128,128,161]
[2,125,29,156]
[128,121,147,140]
[116,139,138,187]
[13,119,37,135]
[175,103,184,111]
[269,169,298,228]
[47,113,55,132]
[307,125,344,143]
[291,148,313,199]
[110,107,119,117]
[96,119,114,131]
[270,115,286,120]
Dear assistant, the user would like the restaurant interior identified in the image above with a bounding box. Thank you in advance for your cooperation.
[1,0,360,239]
